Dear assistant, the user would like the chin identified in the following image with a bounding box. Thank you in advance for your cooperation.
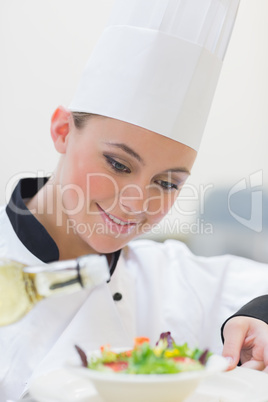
[83,234,133,254]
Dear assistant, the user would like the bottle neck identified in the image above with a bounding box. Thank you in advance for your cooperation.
[23,255,110,298]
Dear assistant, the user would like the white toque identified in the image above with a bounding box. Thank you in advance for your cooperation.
[69,0,240,151]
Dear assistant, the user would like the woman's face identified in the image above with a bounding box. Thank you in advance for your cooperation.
[57,115,197,253]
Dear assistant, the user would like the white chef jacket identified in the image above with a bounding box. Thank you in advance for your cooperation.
[1,178,268,401]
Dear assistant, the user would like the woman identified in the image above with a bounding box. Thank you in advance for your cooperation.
[1,107,268,400]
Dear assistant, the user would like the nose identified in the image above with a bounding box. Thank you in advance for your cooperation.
[119,183,148,215]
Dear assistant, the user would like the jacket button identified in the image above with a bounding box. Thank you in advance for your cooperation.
[113,292,122,301]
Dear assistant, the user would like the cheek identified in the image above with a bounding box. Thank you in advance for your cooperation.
[62,169,120,214]
[86,174,119,205]
[59,155,92,211]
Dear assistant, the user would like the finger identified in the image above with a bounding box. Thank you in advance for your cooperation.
[222,318,248,369]
[241,360,265,371]
[263,345,268,372]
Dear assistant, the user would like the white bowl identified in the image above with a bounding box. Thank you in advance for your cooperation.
[69,350,228,402]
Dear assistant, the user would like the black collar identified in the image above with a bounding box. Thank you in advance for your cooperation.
[6,177,121,273]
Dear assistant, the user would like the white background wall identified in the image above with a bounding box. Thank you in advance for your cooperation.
[0,0,115,203]
[0,0,268,257]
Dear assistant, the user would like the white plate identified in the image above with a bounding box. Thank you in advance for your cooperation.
[29,366,268,402]
[65,351,228,402]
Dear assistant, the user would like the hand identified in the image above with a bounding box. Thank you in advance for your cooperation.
[222,316,268,372]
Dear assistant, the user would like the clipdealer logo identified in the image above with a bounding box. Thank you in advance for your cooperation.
[228,170,263,232]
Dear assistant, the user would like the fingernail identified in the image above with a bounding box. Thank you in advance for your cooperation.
[225,356,234,368]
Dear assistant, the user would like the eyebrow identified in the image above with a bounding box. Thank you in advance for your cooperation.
[104,142,190,175]
[104,142,144,164]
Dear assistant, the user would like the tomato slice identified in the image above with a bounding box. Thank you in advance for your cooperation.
[103,361,129,372]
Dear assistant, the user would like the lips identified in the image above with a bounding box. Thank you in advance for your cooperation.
[105,211,132,226]
[97,204,138,229]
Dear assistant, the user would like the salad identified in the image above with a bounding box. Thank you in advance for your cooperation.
[75,332,211,375]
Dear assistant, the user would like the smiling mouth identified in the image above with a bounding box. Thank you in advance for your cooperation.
[97,205,138,227]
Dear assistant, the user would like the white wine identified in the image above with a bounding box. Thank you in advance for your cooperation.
[0,255,110,326]
[0,259,39,326]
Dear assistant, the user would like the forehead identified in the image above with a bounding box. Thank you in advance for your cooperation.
[79,115,197,170]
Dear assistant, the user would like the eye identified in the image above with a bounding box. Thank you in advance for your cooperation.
[155,180,178,191]
[104,155,131,173]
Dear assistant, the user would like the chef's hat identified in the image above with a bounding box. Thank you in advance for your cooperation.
[69,0,240,151]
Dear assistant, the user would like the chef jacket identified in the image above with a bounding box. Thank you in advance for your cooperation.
[0,177,268,401]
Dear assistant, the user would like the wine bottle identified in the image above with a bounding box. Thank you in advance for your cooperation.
[0,255,110,326]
